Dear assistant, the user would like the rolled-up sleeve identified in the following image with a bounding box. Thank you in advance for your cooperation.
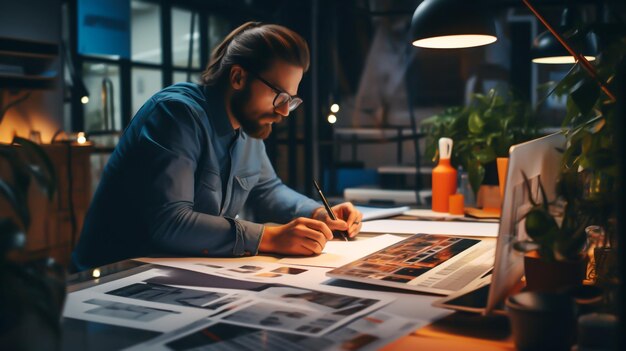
[135,100,262,257]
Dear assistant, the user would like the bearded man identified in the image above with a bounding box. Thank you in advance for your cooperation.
[72,22,363,271]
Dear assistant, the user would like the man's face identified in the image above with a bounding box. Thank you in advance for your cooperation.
[230,60,303,139]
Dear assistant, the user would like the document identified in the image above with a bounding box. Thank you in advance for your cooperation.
[278,234,405,268]
[360,219,499,237]
[126,309,427,351]
[356,205,411,221]
[404,208,499,222]
[64,266,392,337]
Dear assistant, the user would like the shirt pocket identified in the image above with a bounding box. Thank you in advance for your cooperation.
[229,173,260,213]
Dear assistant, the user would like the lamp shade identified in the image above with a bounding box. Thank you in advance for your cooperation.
[531,8,597,64]
[411,0,497,49]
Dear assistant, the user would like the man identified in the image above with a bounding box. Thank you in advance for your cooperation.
[72,22,363,271]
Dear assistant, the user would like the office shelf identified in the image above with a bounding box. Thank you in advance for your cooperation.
[0,36,59,90]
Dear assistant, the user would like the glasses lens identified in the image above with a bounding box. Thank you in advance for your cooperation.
[288,97,303,112]
[274,93,291,108]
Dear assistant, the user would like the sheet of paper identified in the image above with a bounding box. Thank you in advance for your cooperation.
[63,269,215,333]
[356,205,411,221]
[64,265,394,338]
[404,208,499,222]
[126,309,429,351]
[278,234,405,268]
[360,219,499,237]
[128,258,453,349]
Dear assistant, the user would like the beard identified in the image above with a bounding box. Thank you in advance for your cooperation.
[230,86,279,139]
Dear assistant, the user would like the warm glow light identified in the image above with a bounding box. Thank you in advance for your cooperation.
[532,55,596,64]
[330,103,340,113]
[81,96,89,104]
[327,114,337,124]
[92,269,101,278]
[77,132,87,144]
[412,34,497,49]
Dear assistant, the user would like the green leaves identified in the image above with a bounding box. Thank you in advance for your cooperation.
[468,112,485,134]
[525,208,560,242]
[474,147,496,164]
[570,77,601,117]
[422,88,537,197]
[467,160,485,196]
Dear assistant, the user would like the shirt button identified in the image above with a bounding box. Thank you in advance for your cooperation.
[202,249,209,255]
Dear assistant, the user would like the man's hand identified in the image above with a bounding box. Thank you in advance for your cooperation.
[312,202,363,239]
[259,217,333,256]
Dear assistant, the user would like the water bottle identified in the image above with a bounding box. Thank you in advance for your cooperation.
[432,138,457,212]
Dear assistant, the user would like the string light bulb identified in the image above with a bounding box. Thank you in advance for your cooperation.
[77,132,87,144]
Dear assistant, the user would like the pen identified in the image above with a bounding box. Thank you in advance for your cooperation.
[313,180,349,241]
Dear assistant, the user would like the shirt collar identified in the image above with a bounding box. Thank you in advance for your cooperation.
[203,84,245,139]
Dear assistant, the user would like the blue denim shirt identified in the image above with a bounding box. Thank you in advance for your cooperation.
[72,83,321,270]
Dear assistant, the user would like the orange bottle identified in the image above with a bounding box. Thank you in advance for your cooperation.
[432,137,457,212]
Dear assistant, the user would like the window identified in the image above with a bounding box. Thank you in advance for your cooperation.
[172,7,200,69]
[208,14,231,53]
[132,68,162,115]
[131,1,162,64]
[82,63,122,132]
[71,1,232,135]
[173,71,201,84]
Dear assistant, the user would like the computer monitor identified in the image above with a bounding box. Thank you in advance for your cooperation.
[433,132,566,315]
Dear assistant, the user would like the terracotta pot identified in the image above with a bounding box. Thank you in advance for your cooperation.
[524,251,587,292]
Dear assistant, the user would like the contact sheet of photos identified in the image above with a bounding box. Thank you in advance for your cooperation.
[127,309,421,351]
[63,265,413,350]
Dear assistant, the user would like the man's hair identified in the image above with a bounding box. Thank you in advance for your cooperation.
[201,22,310,87]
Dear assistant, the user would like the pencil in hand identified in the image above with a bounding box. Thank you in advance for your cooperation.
[313,180,349,241]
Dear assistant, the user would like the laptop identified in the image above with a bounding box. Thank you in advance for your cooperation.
[433,132,565,314]
[327,133,565,301]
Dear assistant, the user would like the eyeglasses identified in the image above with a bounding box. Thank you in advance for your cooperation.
[247,70,303,112]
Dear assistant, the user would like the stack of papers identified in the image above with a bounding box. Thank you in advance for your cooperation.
[360,220,499,237]
[356,205,411,221]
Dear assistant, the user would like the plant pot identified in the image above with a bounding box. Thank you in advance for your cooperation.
[524,251,587,292]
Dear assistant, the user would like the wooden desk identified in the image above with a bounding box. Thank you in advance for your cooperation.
[385,314,514,350]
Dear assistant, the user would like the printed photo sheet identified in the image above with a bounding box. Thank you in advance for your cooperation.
[124,310,426,351]
[64,266,393,337]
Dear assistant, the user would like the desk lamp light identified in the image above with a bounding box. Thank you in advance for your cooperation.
[531,7,597,65]
[410,0,616,102]
[410,0,497,49]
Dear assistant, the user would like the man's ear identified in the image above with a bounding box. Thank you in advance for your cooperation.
[229,65,247,91]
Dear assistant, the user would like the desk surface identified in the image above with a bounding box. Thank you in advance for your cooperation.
[65,253,515,350]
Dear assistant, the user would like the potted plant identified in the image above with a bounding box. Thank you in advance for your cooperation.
[0,136,64,348]
[421,88,538,198]
[509,16,625,295]
[514,172,589,292]
[544,19,626,293]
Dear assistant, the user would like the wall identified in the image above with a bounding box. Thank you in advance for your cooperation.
[0,0,63,143]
